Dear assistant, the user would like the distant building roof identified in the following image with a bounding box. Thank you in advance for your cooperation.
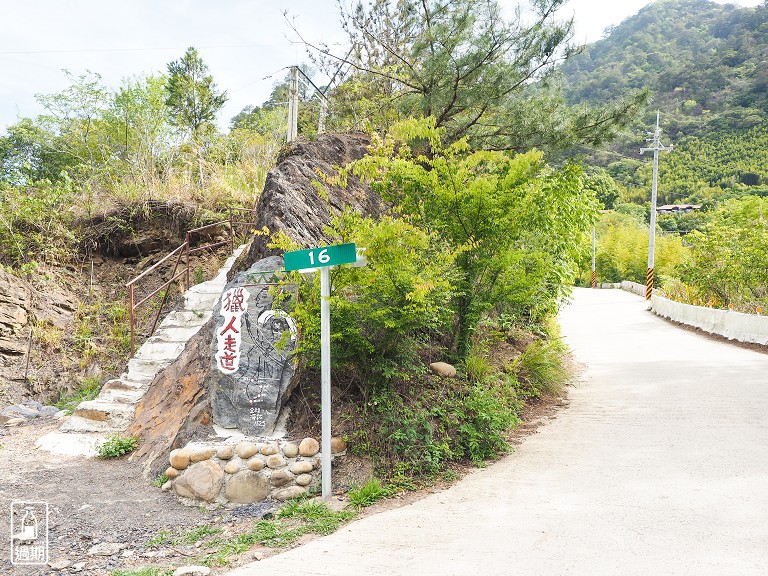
[657,204,701,213]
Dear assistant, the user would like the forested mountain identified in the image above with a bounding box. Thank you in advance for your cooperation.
[560,0,768,203]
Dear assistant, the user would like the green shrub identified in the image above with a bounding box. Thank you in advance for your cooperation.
[349,478,389,507]
[96,435,138,459]
[507,339,570,398]
[55,377,101,414]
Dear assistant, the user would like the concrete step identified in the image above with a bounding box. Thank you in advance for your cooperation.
[158,310,211,330]
[71,400,136,429]
[133,338,186,362]
[59,413,122,434]
[124,357,172,384]
[97,386,145,404]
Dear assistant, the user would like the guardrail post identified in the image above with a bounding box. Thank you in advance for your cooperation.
[228,207,235,253]
[129,284,135,356]
[185,231,191,290]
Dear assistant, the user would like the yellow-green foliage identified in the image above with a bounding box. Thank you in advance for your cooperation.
[586,210,690,284]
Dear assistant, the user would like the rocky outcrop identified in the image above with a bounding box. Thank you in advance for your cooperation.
[0,269,32,356]
[126,322,215,478]
[240,132,380,268]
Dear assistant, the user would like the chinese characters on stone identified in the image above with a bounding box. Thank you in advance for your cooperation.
[215,287,250,374]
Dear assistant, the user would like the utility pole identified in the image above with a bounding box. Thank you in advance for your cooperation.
[591,226,597,288]
[287,66,299,143]
[640,111,673,300]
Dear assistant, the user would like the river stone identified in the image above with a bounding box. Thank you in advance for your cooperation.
[266,454,286,469]
[270,469,294,487]
[299,437,320,457]
[169,448,191,470]
[165,467,180,479]
[209,256,297,436]
[87,542,127,556]
[224,459,243,474]
[282,442,299,458]
[237,441,259,459]
[289,461,314,474]
[226,471,271,503]
[247,457,265,471]
[272,486,306,501]
[295,474,313,487]
[173,566,212,576]
[5,404,40,419]
[260,442,278,456]
[39,405,62,417]
[190,447,217,463]
[217,446,234,460]
[174,461,225,502]
[429,361,457,378]
[330,437,346,454]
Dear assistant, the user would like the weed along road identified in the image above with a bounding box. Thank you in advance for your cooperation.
[226,287,768,576]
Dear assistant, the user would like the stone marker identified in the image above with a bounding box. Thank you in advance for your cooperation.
[209,256,297,436]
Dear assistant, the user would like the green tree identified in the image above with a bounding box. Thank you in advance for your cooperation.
[306,0,645,151]
[583,166,620,209]
[165,47,227,137]
[351,118,598,358]
[165,47,228,185]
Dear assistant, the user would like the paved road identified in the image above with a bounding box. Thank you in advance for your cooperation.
[227,288,768,576]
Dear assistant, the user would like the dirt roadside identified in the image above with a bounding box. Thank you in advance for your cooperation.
[0,390,567,576]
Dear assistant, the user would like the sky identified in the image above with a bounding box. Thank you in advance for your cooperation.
[0,0,763,133]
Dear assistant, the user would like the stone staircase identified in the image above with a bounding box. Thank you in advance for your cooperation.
[36,246,245,457]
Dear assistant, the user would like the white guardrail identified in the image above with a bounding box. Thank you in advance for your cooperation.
[650,295,768,345]
[619,281,768,344]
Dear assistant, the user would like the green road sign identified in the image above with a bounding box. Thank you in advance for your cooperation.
[284,242,357,271]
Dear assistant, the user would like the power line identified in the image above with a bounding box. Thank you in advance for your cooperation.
[0,43,293,56]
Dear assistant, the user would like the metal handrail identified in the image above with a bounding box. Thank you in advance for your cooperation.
[126,208,259,355]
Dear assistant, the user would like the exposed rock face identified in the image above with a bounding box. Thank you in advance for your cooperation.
[240,132,379,268]
[209,256,297,436]
[0,269,31,356]
[126,323,214,478]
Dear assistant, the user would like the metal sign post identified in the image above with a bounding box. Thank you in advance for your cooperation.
[284,242,363,499]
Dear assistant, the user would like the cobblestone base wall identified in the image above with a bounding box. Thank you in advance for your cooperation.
[163,437,345,505]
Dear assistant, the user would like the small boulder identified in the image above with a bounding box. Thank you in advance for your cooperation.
[429,361,457,378]
[260,442,278,456]
[299,437,320,457]
[266,455,286,469]
[174,461,225,502]
[237,441,260,459]
[226,471,271,503]
[295,474,313,487]
[273,486,306,501]
[282,442,299,458]
[216,445,234,460]
[169,448,192,470]
[289,461,314,474]
[330,437,346,454]
[190,447,217,463]
[247,457,265,471]
[270,469,294,487]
